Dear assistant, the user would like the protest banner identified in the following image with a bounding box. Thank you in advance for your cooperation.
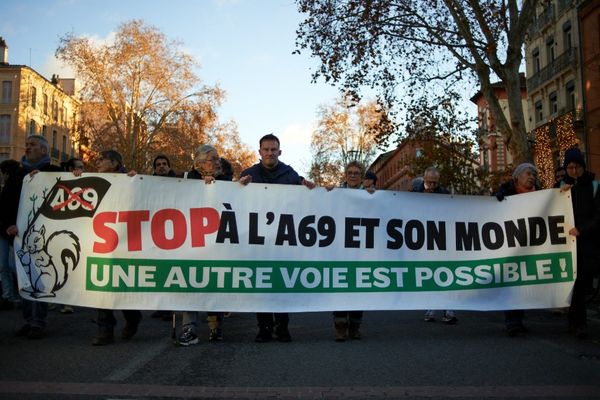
[14,172,576,312]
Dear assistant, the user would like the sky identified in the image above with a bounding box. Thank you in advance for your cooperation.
[1,0,345,175]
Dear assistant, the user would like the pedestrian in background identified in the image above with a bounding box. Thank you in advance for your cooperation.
[560,148,600,339]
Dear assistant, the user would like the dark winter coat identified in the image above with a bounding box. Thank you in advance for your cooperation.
[563,171,600,265]
[240,161,301,185]
[2,160,61,242]
[411,181,450,194]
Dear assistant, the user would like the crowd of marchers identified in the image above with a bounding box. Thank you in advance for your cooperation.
[0,133,598,346]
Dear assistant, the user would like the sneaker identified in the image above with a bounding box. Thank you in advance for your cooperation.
[209,328,223,342]
[15,324,31,337]
[442,314,458,324]
[178,327,199,347]
[92,332,115,346]
[255,326,273,343]
[424,310,435,322]
[60,305,74,314]
[121,322,139,340]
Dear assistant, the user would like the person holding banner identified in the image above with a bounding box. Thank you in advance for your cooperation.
[332,161,372,341]
[560,148,600,339]
[413,167,458,325]
[495,162,540,336]
[239,133,315,343]
[178,145,232,346]
[0,160,23,309]
[7,135,62,339]
[91,150,143,346]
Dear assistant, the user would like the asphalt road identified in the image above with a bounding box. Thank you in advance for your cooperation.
[1,303,600,399]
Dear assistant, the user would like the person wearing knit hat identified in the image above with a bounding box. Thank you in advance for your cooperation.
[494,163,540,336]
[563,147,586,169]
[560,147,600,339]
[495,163,539,202]
[511,163,537,181]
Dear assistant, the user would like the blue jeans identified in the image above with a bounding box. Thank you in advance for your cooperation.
[0,236,18,301]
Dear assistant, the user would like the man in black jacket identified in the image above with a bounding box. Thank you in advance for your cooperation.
[239,133,314,343]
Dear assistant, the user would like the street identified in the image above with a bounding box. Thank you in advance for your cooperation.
[1,303,600,399]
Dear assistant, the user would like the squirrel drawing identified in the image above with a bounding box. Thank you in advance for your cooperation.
[18,225,81,298]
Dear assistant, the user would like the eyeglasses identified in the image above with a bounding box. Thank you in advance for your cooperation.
[347,171,362,176]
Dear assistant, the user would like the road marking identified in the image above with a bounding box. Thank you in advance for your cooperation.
[103,341,172,382]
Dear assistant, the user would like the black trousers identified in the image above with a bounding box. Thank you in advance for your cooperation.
[97,309,142,333]
[256,312,288,327]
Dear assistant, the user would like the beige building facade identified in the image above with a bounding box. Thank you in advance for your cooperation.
[0,37,79,164]
[525,0,586,187]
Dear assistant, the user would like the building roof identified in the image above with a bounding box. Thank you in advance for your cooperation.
[470,73,527,104]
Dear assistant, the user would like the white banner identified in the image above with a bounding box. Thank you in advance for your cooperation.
[14,172,576,311]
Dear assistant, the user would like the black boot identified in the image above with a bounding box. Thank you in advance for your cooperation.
[255,324,273,343]
[275,321,292,342]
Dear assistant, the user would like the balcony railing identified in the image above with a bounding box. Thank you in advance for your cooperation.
[528,6,555,35]
[527,47,577,91]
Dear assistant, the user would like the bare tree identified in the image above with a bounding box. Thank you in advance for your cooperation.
[309,97,391,186]
[295,0,538,164]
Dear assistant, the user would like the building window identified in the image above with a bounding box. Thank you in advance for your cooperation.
[566,80,575,111]
[549,91,558,115]
[563,21,572,51]
[29,119,36,136]
[1,81,12,103]
[62,134,67,155]
[63,107,68,126]
[546,36,555,64]
[416,148,424,158]
[52,99,58,122]
[535,100,543,123]
[31,87,37,109]
[43,94,48,115]
[52,130,57,149]
[42,125,47,137]
[532,48,540,73]
[0,115,10,144]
